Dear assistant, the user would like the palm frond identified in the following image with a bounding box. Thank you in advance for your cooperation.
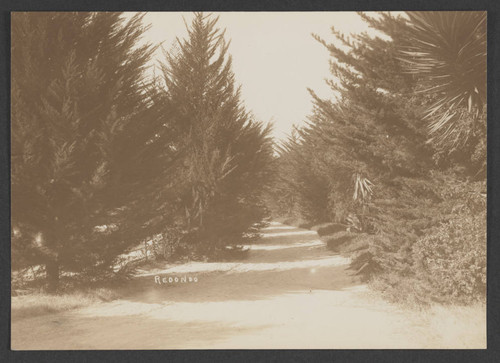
[353,173,374,202]
[400,11,486,148]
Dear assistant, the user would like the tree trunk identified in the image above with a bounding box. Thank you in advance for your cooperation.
[46,260,59,293]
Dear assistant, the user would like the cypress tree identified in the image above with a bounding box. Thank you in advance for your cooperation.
[160,13,274,251]
[270,12,441,275]
[11,12,174,290]
[269,12,486,303]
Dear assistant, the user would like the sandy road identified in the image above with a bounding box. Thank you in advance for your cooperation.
[11,222,486,349]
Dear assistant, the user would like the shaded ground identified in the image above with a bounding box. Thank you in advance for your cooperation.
[11,222,486,349]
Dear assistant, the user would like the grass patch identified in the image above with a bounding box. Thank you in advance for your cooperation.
[11,288,119,320]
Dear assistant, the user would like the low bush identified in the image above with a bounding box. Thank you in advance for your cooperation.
[314,223,347,236]
[339,234,371,254]
[411,213,486,304]
[298,222,314,229]
[323,231,357,251]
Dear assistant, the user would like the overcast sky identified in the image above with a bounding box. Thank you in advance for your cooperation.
[130,12,381,141]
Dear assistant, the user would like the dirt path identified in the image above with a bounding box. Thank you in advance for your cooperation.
[11,222,486,349]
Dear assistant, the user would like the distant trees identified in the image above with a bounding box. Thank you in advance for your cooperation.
[268,12,486,304]
[11,12,175,290]
[269,128,331,223]
[159,13,274,253]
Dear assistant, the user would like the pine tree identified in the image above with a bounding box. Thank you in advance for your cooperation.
[159,13,274,251]
[11,12,175,291]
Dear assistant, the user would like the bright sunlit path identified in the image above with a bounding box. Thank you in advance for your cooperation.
[260,230,318,238]
[241,239,324,251]
[12,221,486,350]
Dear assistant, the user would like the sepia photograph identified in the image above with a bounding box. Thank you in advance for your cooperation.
[10,11,487,350]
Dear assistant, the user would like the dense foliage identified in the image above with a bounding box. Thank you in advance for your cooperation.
[400,12,486,153]
[11,12,179,290]
[11,12,273,290]
[157,13,274,256]
[267,12,486,305]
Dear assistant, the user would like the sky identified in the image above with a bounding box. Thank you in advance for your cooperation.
[129,12,380,141]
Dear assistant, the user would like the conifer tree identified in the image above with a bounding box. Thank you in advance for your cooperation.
[269,129,330,222]
[270,13,442,275]
[269,12,486,303]
[11,12,175,290]
[160,13,273,250]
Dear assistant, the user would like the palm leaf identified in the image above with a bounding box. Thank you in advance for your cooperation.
[400,11,486,148]
[353,173,374,202]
